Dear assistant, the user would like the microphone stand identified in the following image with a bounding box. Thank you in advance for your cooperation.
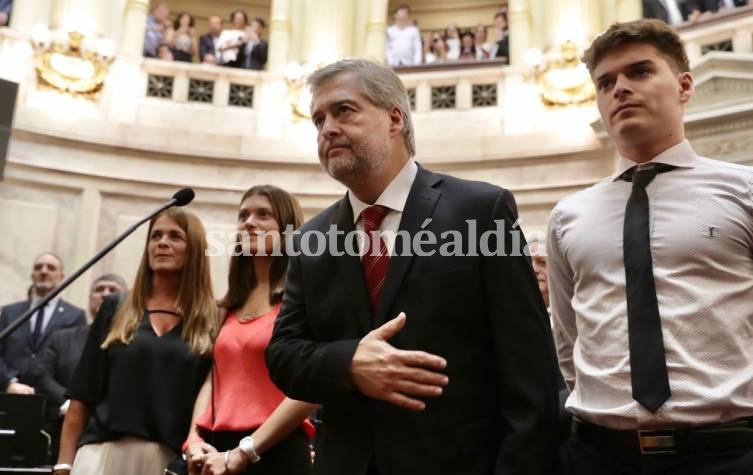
[0,188,195,343]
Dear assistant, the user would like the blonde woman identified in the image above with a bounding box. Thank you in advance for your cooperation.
[54,208,218,475]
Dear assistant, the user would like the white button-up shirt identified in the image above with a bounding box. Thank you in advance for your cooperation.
[548,140,753,429]
[385,25,422,67]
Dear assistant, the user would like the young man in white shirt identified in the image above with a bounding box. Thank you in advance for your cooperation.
[549,18,753,474]
[385,5,422,67]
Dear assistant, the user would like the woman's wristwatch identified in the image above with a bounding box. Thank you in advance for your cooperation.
[238,436,261,464]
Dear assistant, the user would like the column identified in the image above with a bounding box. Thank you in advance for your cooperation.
[301,0,354,63]
[268,0,292,73]
[616,0,642,23]
[68,188,102,312]
[508,0,531,66]
[9,0,54,35]
[51,0,103,36]
[550,0,592,45]
[363,0,388,62]
[120,0,149,59]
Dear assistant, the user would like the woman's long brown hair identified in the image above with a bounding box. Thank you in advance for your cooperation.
[101,207,218,355]
[218,185,303,313]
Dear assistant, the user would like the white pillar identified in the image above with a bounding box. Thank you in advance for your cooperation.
[301,0,354,63]
[616,0,642,22]
[508,0,531,66]
[68,188,102,314]
[51,0,103,36]
[363,0,388,62]
[268,0,292,73]
[9,0,54,35]
[120,0,149,59]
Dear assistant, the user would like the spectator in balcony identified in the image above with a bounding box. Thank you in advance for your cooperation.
[199,15,222,64]
[237,17,268,70]
[685,0,748,21]
[424,32,449,63]
[167,12,196,62]
[474,24,492,60]
[444,24,461,60]
[490,10,509,64]
[157,43,174,61]
[642,0,689,25]
[385,5,422,67]
[0,0,11,27]
[459,31,477,61]
[217,9,249,66]
[144,3,171,57]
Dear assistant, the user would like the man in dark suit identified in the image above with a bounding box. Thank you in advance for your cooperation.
[237,17,268,70]
[266,59,560,475]
[199,15,222,64]
[642,0,690,24]
[0,252,85,394]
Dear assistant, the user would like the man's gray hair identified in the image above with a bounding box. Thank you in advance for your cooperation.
[307,59,416,157]
[91,273,128,292]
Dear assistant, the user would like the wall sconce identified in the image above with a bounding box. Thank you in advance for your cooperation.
[525,41,595,107]
[31,24,115,97]
[284,61,315,120]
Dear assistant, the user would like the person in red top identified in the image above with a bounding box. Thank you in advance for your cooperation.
[184,185,316,475]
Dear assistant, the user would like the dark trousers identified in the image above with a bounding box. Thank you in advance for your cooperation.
[561,438,753,475]
[198,427,312,475]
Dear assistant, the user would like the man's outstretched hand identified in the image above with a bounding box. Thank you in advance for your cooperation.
[350,312,448,410]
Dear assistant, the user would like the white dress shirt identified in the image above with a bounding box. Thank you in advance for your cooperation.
[547,140,753,429]
[385,25,423,67]
[349,159,418,258]
[29,295,61,336]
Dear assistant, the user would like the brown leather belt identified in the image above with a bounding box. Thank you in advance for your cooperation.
[572,417,753,456]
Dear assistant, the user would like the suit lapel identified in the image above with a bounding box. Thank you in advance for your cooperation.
[330,197,373,333]
[375,167,442,325]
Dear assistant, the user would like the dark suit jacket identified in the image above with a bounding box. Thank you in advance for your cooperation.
[232,40,268,70]
[0,299,86,390]
[643,0,692,22]
[198,33,217,62]
[36,324,89,418]
[267,166,561,475]
[686,0,747,12]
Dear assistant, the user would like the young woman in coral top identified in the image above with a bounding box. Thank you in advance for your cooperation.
[184,185,316,475]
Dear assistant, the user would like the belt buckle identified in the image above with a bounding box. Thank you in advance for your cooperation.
[637,429,677,455]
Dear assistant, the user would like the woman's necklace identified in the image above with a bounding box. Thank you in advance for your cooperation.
[238,305,272,321]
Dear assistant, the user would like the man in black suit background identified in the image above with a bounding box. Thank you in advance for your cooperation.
[0,252,85,394]
[266,59,560,475]
[199,15,222,64]
[642,0,690,24]
[237,17,268,70]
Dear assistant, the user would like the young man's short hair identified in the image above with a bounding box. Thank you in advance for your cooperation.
[582,19,690,74]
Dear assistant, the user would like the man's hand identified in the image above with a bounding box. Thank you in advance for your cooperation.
[186,441,216,475]
[350,312,448,410]
[198,449,248,475]
[6,381,35,394]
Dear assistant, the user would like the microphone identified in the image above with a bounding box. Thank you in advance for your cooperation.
[172,187,195,207]
[0,188,197,343]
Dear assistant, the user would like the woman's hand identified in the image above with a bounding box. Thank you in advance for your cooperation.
[198,448,249,475]
[186,441,216,475]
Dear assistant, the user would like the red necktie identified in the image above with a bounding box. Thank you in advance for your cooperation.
[360,205,391,314]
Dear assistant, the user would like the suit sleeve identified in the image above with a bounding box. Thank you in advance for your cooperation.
[266,249,361,404]
[36,332,67,406]
[547,207,577,391]
[251,41,268,69]
[0,308,12,389]
[484,189,560,475]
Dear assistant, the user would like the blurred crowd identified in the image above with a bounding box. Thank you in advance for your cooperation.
[144,3,268,70]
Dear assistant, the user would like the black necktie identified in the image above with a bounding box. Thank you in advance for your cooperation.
[32,306,46,347]
[622,163,674,412]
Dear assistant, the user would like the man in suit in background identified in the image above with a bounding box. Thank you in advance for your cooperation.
[0,252,85,394]
[266,59,560,475]
[642,0,690,25]
[199,15,222,64]
[237,17,268,70]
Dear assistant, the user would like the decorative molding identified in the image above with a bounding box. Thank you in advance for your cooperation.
[188,79,214,103]
[472,83,497,107]
[228,83,254,107]
[431,85,456,109]
[407,88,416,111]
[146,74,173,98]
